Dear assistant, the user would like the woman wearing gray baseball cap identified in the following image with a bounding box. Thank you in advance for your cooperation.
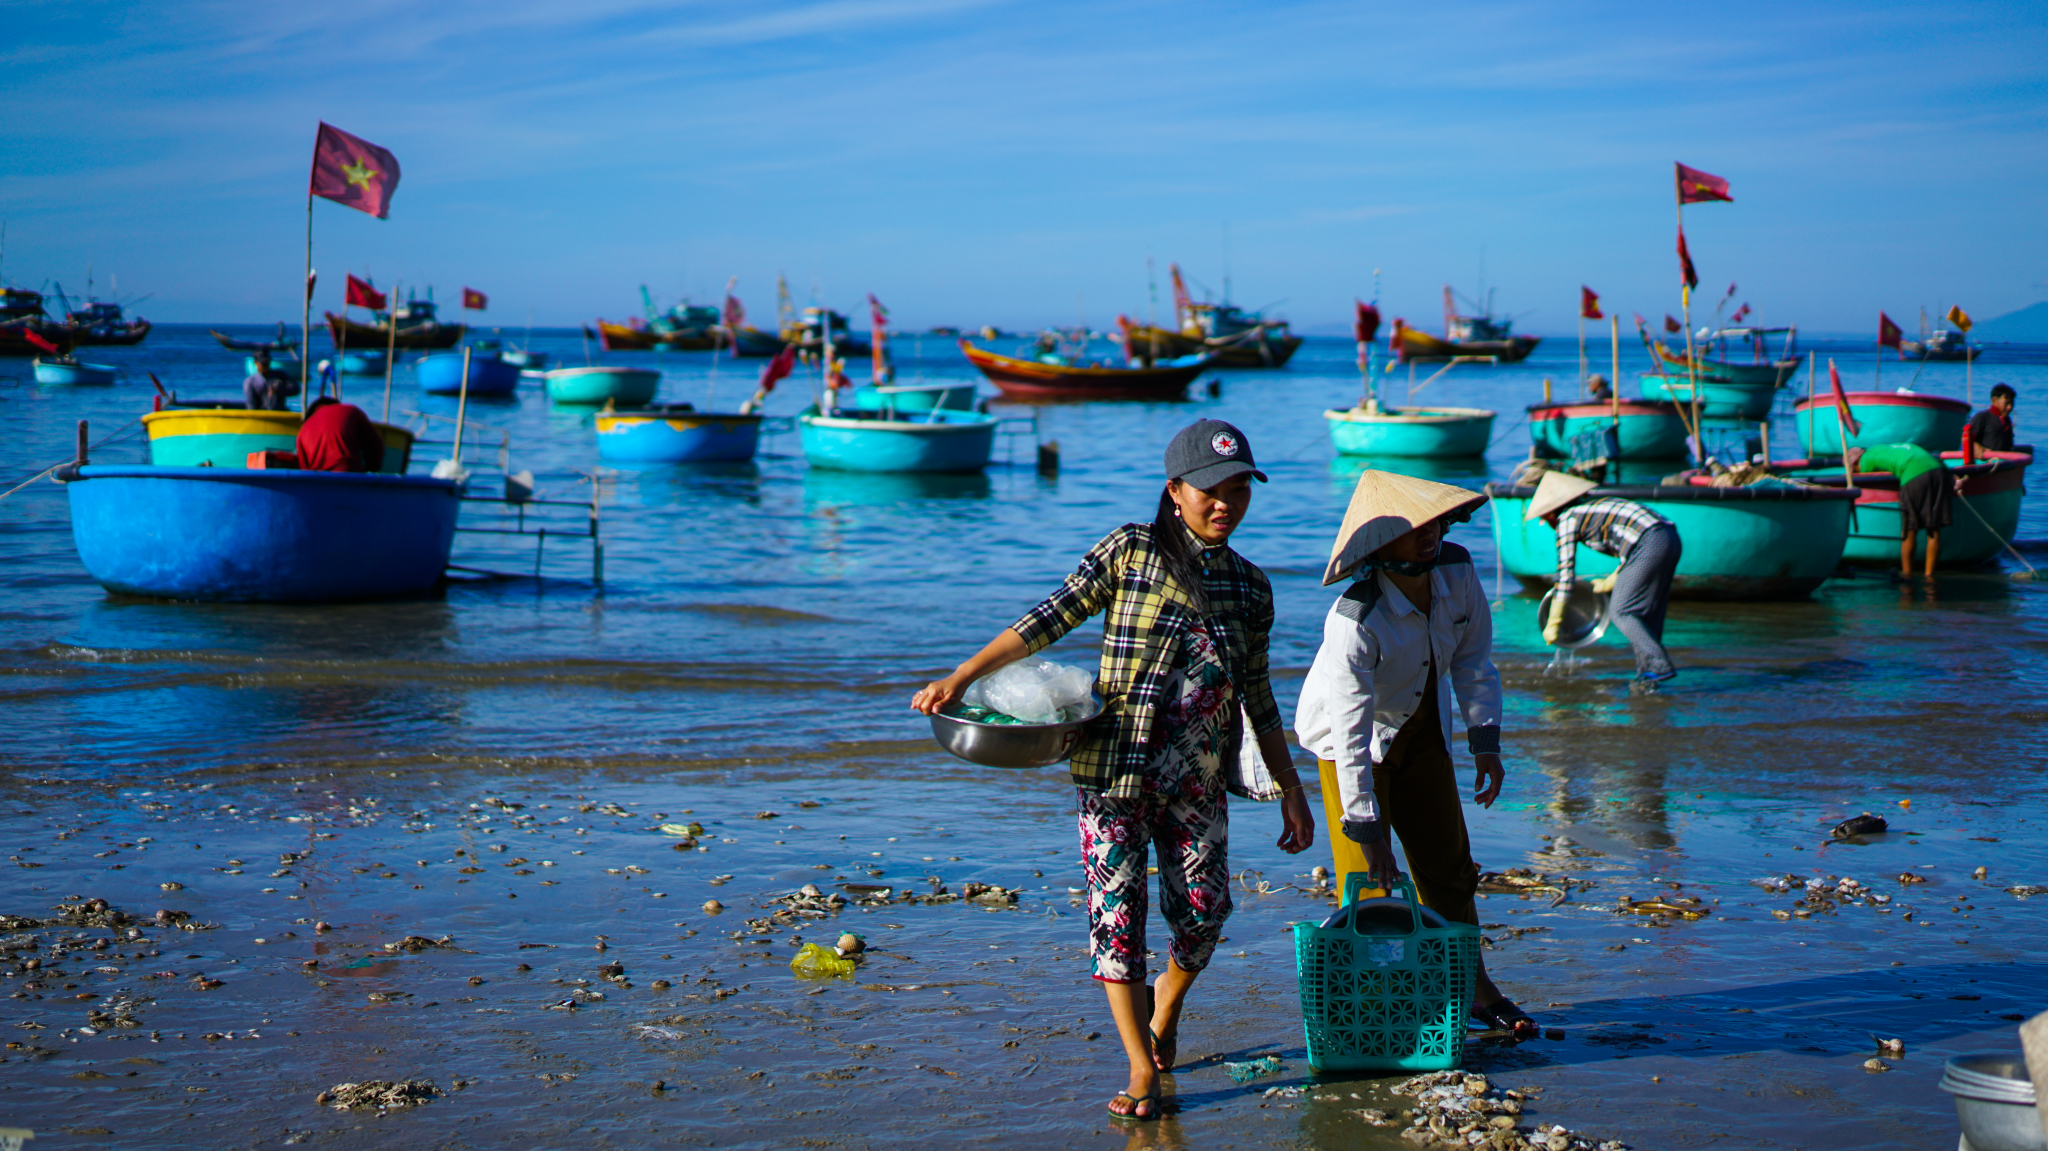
[913,418,1315,1121]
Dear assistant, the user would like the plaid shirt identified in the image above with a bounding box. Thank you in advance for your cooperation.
[1011,523,1283,798]
[1554,498,1670,591]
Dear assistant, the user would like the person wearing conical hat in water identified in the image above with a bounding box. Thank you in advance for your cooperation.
[1526,471,1681,694]
[913,419,1315,1122]
[1294,471,1535,1039]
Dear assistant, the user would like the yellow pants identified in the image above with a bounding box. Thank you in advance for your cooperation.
[1318,758,1381,898]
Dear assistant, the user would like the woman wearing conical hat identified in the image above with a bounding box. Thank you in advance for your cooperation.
[1525,471,1681,693]
[1294,470,1536,1039]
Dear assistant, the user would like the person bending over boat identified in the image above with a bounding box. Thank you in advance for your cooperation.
[1846,444,1961,577]
[296,397,386,473]
[1294,472,1534,1039]
[1963,384,2016,462]
[911,419,1314,1122]
[1530,471,1681,694]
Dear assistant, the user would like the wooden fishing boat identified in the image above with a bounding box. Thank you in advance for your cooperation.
[543,366,660,406]
[959,340,1204,401]
[1527,400,1690,461]
[726,327,787,358]
[65,465,460,602]
[798,406,999,473]
[1639,373,1778,420]
[1118,321,1302,368]
[596,406,763,464]
[33,357,117,386]
[1326,404,1494,457]
[1393,324,1539,364]
[1900,330,1979,362]
[417,351,520,396]
[142,408,414,473]
[324,297,465,350]
[64,301,150,346]
[210,324,298,353]
[0,288,72,357]
[1791,391,1970,455]
[1649,326,1798,387]
[1774,448,2031,568]
[595,320,662,351]
[1487,479,1857,600]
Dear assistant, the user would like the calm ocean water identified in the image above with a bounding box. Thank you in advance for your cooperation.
[2,324,2045,1148]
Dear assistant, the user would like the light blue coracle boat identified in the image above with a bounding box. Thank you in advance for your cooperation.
[1639,373,1778,421]
[595,407,762,464]
[798,407,999,473]
[1527,400,1690,460]
[1790,391,1970,455]
[544,366,660,407]
[1326,404,1494,458]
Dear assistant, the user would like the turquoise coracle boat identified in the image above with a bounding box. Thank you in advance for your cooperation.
[140,408,413,474]
[1777,449,2031,568]
[1790,391,1970,455]
[1326,405,1494,458]
[1527,400,1690,460]
[338,350,388,375]
[1487,480,1858,600]
[595,406,762,464]
[544,366,660,406]
[1639,374,1778,420]
[850,382,977,414]
[799,407,999,473]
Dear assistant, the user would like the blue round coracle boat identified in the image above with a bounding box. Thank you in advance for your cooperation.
[1487,479,1858,600]
[1527,400,1690,460]
[338,350,389,375]
[66,465,461,602]
[34,357,117,385]
[798,407,999,473]
[545,366,660,406]
[1639,373,1779,420]
[1326,405,1494,457]
[1790,391,1970,455]
[849,382,978,414]
[595,407,763,464]
[417,351,520,396]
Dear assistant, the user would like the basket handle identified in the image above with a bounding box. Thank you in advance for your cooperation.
[1341,872,1424,936]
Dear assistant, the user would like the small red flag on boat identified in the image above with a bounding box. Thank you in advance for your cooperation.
[1664,315,1682,334]
[346,274,386,310]
[309,123,400,219]
[724,292,746,330]
[1580,287,1602,321]
[868,293,889,331]
[1676,228,1699,291]
[462,288,487,311]
[758,344,797,392]
[24,329,59,354]
[1353,301,1381,344]
[1829,359,1860,438]
[1675,162,1732,204]
[1731,303,1750,324]
[1878,311,1903,353]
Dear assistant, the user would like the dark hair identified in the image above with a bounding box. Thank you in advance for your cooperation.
[1992,383,2016,402]
[1153,483,1209,612]
[306,396,338,414]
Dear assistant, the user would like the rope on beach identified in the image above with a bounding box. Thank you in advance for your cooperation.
[0,418,142,503]
[1953,492,2040,578]
[1483,412,1529,452]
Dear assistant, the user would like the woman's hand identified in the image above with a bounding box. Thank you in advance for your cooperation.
[911,674,970,716]
[1472,752,1505,808]
[1276,788,1315,854]
[1362,838,1400,888]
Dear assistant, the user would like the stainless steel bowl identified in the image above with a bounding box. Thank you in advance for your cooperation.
[1537,583,1612,650]
[1941,1054,2043,1151]
[928,696,1103,768]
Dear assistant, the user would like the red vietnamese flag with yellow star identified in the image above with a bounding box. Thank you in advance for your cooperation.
[310,123,400,219]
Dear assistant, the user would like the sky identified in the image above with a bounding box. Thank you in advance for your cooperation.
[3,0,2045,335]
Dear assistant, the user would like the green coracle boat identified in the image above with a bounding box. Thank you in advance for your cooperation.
[1527,400,1690,461]
[1487,480,1857,600]
[1775,449,2031,568]
[1790,391,1970,455]
[1327,404,1494,458]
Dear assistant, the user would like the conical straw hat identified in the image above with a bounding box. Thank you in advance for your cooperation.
[1524,471,1599,522]
[1323,470,1488,585]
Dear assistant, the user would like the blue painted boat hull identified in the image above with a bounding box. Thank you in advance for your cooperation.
[1639,374,1777,420]
[417,352,520,396]
[799,410,998,473]
[35,359,117,385]
[66,465,461,602]
[338,351,388,375]
[1327,407,1494,457]
[1790,392,1970,454]
[595,410,762,463]
[1487,481,1856,600]
[1527,402,1690,460]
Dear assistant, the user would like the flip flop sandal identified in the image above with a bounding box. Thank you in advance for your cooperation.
[1108,1092,1163,1121]
[1150,1027,1178,1073]
[1471,997,1539,1040]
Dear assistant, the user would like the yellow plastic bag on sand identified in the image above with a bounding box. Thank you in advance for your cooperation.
[790,942,856,978]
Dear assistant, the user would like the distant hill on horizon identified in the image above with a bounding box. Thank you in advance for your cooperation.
[1972,302,2048,343]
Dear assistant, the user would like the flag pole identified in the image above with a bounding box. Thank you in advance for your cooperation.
[1610,315,1621,422]
[1676,174,1703,465]
[452,346,472,465]
[301,194,314,414]
[1807,350,1816,454]
[1577,307,1586,393]
[381,279,400,425]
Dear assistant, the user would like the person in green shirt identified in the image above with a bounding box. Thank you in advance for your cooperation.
[1846,443,1963,576]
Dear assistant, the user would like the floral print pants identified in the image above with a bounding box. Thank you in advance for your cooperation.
[1076,788,1232,984]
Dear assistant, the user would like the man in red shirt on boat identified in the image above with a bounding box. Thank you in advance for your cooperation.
[1963,384,2016,463]
[296,397,386,473]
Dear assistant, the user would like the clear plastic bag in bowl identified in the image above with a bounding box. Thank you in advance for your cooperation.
[962,657,1095,725]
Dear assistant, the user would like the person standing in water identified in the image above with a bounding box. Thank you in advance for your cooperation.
[1531,471,1681,694]
[1846,444,1961,577]
[912,419,1315,1121]
[1294,471,1535,1039]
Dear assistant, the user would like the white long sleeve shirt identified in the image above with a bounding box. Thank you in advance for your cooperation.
[1293,553,1503,839]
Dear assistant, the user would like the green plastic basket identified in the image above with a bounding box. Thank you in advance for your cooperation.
[1293,875,1480,1072]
